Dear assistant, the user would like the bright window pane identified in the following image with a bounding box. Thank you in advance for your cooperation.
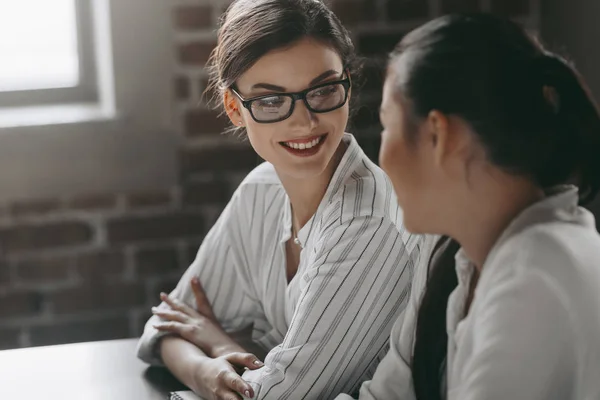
[0,0,79,92]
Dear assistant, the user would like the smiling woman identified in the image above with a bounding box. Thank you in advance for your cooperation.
[136,1,422,399]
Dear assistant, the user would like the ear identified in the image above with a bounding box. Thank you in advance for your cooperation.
[223,90,245,127]
[426,110,450,166]
[427,110,473,170]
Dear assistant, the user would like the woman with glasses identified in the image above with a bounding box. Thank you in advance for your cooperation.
[137,1,421,399]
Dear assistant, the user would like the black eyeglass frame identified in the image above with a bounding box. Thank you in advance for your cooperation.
[229,71,352,124]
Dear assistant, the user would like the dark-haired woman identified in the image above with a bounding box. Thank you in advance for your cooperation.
[338,13,600,400]
[137,1,420,399]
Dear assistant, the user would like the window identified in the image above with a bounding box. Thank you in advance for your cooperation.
[0,0,176,202]
[0,0,97,107]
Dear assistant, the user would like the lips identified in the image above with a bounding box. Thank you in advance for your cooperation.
[281,135,324,150]
[278,134,328,157]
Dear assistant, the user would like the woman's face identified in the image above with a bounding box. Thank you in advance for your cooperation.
[379,69,443,234]
[228,38,350,180]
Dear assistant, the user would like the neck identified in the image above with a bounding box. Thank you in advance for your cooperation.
[449,174,544,271]
[278,140,347,230]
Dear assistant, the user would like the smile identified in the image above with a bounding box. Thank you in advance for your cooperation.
[278,134,328,157]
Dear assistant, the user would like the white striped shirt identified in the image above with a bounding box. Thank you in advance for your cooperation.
[137,134,422,399]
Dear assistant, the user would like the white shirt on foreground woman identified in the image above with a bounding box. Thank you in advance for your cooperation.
[338,185,600,400]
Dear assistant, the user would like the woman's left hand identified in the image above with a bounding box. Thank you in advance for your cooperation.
[152,277,245,358]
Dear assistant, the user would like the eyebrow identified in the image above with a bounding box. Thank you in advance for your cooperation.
[250,69,341,92]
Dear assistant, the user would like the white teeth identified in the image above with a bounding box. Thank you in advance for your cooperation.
[284,136,323,150]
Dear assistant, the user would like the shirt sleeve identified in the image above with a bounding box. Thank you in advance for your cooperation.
[451,268,576,400]
[336,234,439,400]
[136,189,262,366]
[242,216,417,400]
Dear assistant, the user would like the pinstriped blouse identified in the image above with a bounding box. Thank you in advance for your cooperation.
[137,134,422,399]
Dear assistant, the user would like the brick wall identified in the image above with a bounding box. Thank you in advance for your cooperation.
[0,0,538,350]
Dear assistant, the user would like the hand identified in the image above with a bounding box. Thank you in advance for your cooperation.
[152,278,245,357]
[191,352,263,400]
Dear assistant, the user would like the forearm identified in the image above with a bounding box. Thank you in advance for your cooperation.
[160,336,211,395]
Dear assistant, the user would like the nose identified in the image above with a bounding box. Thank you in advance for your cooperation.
[288,99,318,131]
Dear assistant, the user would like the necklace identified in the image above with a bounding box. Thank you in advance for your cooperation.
[291,222,302,247]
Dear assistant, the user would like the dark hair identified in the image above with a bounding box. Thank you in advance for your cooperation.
[206,0,357,129]
[388,14,600,400]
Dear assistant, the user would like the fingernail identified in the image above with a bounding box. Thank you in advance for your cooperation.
[192,277,199,284]
[244,390,252,398]
[253,360,263,366]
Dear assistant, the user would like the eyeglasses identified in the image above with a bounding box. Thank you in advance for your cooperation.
[230,74,351,124]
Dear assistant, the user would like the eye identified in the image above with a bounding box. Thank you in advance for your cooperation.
[255,96,285,107]
[309,85,338,98]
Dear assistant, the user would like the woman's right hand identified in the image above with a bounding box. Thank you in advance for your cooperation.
[191,352,264,400]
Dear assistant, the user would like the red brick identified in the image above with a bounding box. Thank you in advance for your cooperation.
[358,32,405,55]
[180,146,260,178]
[134,247,181,277]
[175,76,190,100]
[126,190,172,209]
[330,0,376,26]
[0,291,42,318]
[0,328,21,350]
[174,5,213,30]
[68,193,116,211]
[185,109,230,136]
[49,282,146,314]
[76,251,126,281]
[0,222,94,254]
[442,0,480,13]
[178,42,216,65]
[29,315,131,347]
[9,199,61,218]
[107,212,205,244]
[183,181,231,206]
[15,257,73,283]
[490,0,529,16]
[387,0,429,21]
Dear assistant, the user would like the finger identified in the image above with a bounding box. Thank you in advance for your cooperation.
[151,307,189,323]
[160,292,198,316]
[191,277,217,320]
[225,352,264,370]
[152,321,186,334]
[221,371,253,399]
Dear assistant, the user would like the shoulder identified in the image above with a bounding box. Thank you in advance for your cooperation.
[327,152,398,223]
[238,161,281,187]
[491,218,600,280]
[477,218,600,327]
[227,161,285,216]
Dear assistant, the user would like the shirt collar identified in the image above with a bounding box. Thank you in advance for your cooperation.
[280,133,363,246]
[455,185,582,272]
